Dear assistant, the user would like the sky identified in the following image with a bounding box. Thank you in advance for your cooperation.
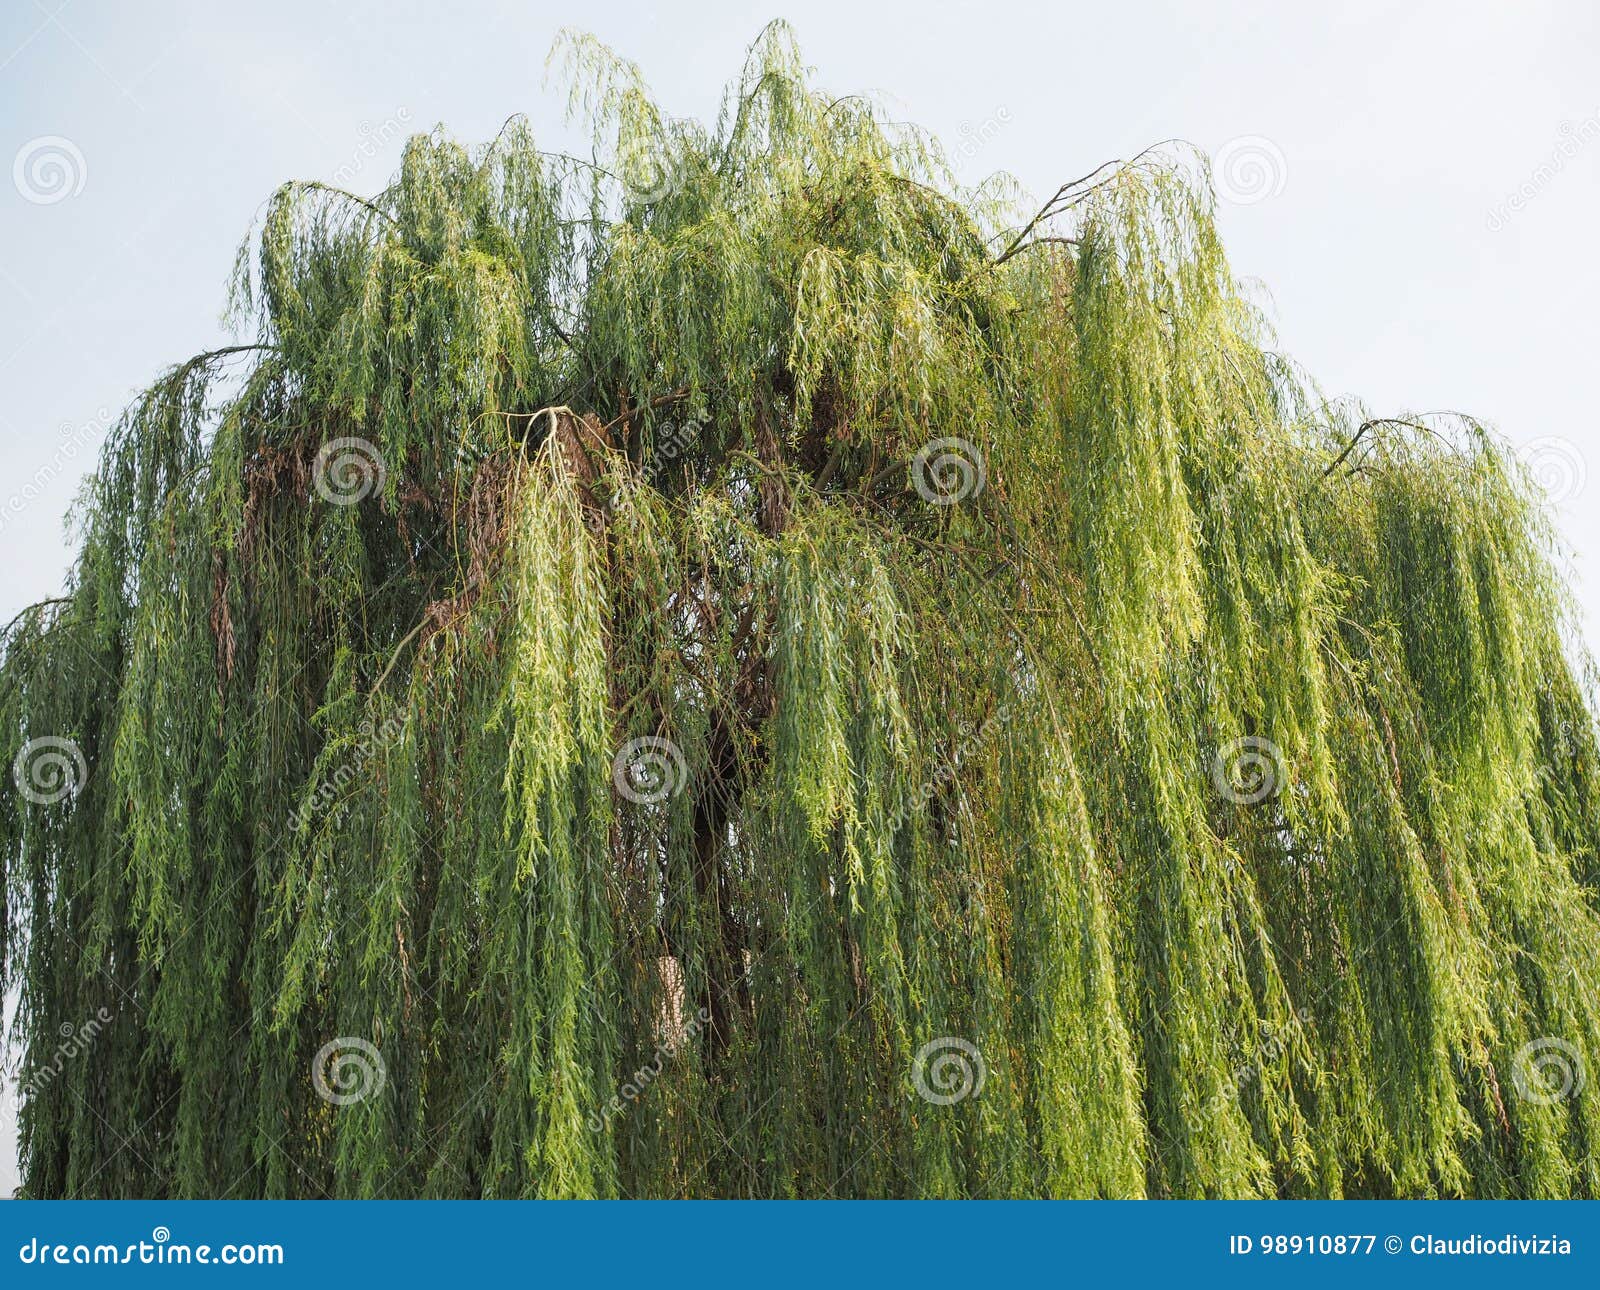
[1,0,1597,1196]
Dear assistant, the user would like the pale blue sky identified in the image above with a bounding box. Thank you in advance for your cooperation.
[2,0,1597,1195]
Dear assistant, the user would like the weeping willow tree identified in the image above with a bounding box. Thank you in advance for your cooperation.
[4,24,1598,1200]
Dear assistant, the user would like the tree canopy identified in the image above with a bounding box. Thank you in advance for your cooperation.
[3,23,1598,1199]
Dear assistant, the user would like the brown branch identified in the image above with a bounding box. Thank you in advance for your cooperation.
[599,386,691,437]
[370,617,428,695]
[0,597,70,643]
[992,235,1080,267]
[990,140,1180,268]
[163,344,279,392]
[863,458,906,495]
[813,436,850,490]
[1322,418,1440,477]
[286,180,397,227]
[753,396,789,536]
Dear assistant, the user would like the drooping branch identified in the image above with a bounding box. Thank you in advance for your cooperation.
[990,139,1182,268]
[1322,417,1447,476]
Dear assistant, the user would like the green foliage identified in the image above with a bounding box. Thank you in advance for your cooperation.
[3,22,1597,1198]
